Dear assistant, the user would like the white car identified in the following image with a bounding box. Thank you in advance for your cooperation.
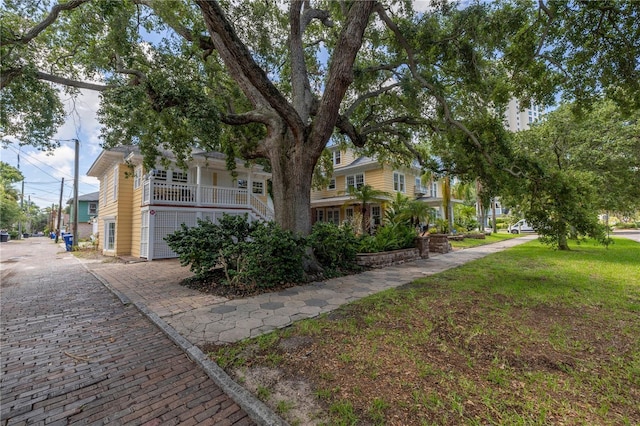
[509,219,535,234]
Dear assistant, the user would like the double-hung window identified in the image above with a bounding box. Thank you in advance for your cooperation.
[327,209,340,225]
[333,151,341,165]
[252,181,264,194]
[393,172,405,192]
[371,205,381,226]
[88,202,97,215]
[346,173,364,190]
[327,178,336,190]
[105,221,115,251]
[133,166,141,189]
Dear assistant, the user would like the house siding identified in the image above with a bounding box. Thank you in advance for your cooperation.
[115,166,134,257]
[88,148,273,260]
[98,168,118,254]
[130,184,143,258]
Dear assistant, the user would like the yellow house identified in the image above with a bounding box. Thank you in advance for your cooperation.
[310,147,457,229]
[87,146,272,260]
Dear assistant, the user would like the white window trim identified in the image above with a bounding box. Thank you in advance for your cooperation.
[333,151,341,165]
[326,208,340,225]
[88,202,98,215]
[393,171,405,193]
[252,180,264,194]
[104,220,116,251]
[133,166,142,189]
[172,170,188,183]
[327,178,336,190]
[112,166,118,201]
[102,176,108,205]
[346,173,364,190]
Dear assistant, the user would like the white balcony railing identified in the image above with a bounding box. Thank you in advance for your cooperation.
[414,185,430,196]
[142,180,274,220]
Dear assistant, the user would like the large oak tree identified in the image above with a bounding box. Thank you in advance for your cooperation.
[2,0,639,236]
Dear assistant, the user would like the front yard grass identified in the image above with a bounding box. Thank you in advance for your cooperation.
[449,231,521,249]
[208,237,640,425]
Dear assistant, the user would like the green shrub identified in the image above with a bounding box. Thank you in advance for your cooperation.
[224,221,307,288]
[165,213,306,289]
[358,222,416,253]
[165,214,253,278]
[308,222,358,269]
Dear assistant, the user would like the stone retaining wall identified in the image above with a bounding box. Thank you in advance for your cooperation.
[356,248,421,268]
[429,234,452,253]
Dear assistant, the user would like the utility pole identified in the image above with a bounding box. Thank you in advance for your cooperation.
[55,178,64,243]
[72,138,79,248]
[17,151,23,239]
[19,180,24,238]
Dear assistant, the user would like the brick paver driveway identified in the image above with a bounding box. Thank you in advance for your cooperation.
[0,238,254,425]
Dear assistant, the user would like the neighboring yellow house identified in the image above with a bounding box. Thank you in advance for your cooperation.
[87,146,273,260]
[310,146,457,230]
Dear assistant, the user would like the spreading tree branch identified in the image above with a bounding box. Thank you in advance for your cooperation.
[196,0,306,141]
[375,3,522,178]
[2,0,91,46]
[35,71,108,91]
[344,82,401,117]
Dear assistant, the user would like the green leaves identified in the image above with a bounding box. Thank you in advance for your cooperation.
[165,214,306,288]
[504,98,639,249]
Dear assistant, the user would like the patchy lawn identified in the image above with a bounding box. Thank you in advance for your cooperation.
[206,238,640,425]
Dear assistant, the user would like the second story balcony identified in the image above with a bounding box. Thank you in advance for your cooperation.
[142,180,273,221]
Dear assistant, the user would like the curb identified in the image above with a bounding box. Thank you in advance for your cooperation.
[82,263,288,426]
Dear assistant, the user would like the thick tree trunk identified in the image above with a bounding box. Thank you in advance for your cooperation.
[268,131,318,237]
[558,233,570,250]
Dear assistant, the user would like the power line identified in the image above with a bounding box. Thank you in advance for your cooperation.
[3,145,100,190]
[4,145,73,181]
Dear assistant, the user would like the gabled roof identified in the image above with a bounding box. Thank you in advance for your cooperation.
[86,146,270,178]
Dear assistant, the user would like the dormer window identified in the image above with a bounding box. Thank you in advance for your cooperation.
[333,151,341,165]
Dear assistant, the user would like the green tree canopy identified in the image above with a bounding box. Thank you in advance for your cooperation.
[2,0,639,239]
[502,99,640,249]
[0,161,24,230]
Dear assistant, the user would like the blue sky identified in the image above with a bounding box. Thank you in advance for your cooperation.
[1,89,103,209]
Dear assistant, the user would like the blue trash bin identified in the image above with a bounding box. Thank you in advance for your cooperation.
[63,234,73,251]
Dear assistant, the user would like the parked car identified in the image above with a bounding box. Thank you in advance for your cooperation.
[508,219,535,234]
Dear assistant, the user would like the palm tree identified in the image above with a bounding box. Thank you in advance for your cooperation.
[442,175,453,233]
[400,200,436,235]
[343,184,390,235]
[384,192,410,224]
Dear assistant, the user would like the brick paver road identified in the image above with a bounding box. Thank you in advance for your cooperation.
[0,238,255,426]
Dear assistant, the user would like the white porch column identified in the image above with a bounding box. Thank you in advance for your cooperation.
[247,171,252,208]
[147,211,155,261]
[196,165,202,206]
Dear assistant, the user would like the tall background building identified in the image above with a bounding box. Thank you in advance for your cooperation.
[504,98,545,132]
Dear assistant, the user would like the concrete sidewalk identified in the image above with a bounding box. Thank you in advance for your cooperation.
[87,234,539,347]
